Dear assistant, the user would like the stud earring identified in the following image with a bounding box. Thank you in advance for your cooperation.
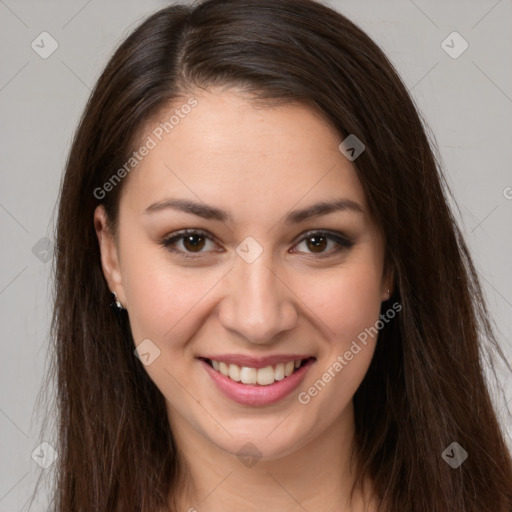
[111,291,125,311]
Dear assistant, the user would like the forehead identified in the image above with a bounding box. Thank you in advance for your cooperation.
[121,89,367,219]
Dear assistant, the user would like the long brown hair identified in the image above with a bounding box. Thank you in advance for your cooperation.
[39,0,512,510]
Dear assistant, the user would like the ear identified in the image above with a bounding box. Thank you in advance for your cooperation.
[94,205,126,306]
[381,255,395,302]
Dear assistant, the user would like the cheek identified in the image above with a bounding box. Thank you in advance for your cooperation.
[302,260,384,341]
[121,241,229,346]
[295,268,383,430]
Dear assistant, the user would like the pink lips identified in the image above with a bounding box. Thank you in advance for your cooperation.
[199,356,315,407]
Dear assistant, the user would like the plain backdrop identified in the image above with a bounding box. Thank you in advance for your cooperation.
[0,0,511,510]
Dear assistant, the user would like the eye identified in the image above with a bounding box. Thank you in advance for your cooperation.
[291,230,354,256]
[160,229,221,258]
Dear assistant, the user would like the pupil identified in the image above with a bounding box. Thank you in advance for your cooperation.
[307,235,327,252]
[184,235,205,252]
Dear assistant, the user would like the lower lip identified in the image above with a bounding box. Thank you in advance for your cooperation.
[199,358,315,407]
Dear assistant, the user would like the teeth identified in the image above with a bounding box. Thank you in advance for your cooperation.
[284,361,295,377]
[240,366,257,384]
[257,366,275,386]
[219,361,229,376]
[209,359,305,386]
[228,364,241,382]
[274,363,285,381]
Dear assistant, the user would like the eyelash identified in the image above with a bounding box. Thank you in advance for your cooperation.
[160,228,354,259]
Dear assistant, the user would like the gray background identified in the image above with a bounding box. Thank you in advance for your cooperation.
[0,0,511,510]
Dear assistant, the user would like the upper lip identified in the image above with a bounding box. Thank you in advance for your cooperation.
[199,354,315,369]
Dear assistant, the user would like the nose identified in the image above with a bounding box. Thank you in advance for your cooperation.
[218,250,298,344]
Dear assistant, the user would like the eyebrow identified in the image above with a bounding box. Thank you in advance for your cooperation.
[144,197,364,224]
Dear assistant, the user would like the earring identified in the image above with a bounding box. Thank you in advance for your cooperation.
[111,291,125,311]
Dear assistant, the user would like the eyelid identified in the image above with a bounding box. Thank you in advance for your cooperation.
[290,229,354,256]
[160,228,222,259]
[162,227,217,243]
[291,229,353,246]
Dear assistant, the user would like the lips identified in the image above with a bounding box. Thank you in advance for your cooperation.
[198,354,316,406]
[201,357,312,386]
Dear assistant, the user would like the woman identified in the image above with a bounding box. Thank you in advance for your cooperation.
[44,0,512,510]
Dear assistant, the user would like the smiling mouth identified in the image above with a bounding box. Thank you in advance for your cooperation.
[200,357,315,386]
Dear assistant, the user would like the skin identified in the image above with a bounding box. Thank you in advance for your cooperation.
[95,88,392,511]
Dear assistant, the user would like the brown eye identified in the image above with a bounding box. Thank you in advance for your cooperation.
[182,234,206,252]
[161,229,219,258]
[292,230,354,256]
[305,235,328,253]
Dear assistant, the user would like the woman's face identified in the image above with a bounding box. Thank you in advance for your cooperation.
[95,88,390,461]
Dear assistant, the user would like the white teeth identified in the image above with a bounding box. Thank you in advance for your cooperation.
[240,366,257,384]
[228,364,241,382]
[284,361,295,377]
[219,361,229,376]
[208,358,306,386]
[257,366,275,385]
[274,363,285,381]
